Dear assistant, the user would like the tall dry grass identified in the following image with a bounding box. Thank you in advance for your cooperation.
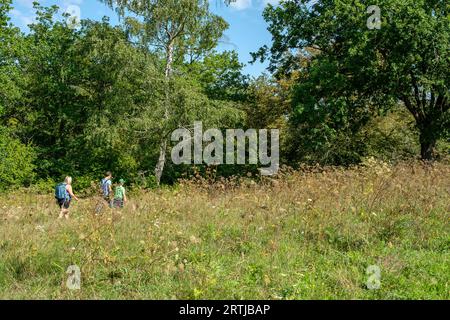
[0,160,448,299]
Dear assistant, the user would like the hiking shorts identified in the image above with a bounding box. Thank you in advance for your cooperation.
[57,199,70,209]
[113,199,124,208]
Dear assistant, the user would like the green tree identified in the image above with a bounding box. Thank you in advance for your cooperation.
[0,127,36,190]
[0,2,246,189]
[3,3,244,187]
[0,0,35,190]
[183,50,249,102]
[68,18,167,181]
[5,4,166,182]
[0,0,22,117]
[254,0,449,161]
[99,0,232,184]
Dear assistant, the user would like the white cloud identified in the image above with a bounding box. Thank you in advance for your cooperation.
[63,0,84,7]
[229,0,252,11]
[225,0,281,11]
[10,0,84,29]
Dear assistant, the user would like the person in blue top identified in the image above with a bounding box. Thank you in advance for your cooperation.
[101,171,113,207]
[55,176,79,219]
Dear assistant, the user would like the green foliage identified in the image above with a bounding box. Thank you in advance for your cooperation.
[255,0,449,161]
[0,0,448,190]
[100,0,229,59]
[3,5,166,184]
[100,0,239,184]
[363,107,420,161]
[0,2,250,189]
[0,128,35,190]
[0,0,23,119]
[29,177,57,194]
[184,51,250,102]
[0,1,448,301]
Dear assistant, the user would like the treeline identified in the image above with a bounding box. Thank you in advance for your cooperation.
[0,0,448,191]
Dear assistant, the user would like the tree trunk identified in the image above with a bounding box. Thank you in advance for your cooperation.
[155,139,167,185]
[154,40,174,185]
[402,96,440,162]
[418,117,437,161]
[165,41,174,78]
[419,132,436,161]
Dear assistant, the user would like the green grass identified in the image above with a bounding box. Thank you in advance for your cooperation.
[0,161,449,299]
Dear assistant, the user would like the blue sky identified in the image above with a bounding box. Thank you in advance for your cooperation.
[8,0,282,77]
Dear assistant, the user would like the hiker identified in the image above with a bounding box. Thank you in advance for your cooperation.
[113,179,127,209]
[55,176,79,219]
[101,171,113,207]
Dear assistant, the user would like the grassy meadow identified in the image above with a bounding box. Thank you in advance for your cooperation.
[0,160,449,299]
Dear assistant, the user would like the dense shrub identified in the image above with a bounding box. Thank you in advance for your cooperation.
[0,128,36,190]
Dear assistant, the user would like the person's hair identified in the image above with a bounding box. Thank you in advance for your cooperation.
[105,171,112,177]
[64,176,72,185]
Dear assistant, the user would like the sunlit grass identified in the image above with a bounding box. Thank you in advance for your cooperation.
[0,160,449,299]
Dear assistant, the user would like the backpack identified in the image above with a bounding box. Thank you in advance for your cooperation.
[101,178,110,196]
[114,186,125,200]
[55,183,68,200]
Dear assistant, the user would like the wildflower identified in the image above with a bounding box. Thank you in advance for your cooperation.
[190,235,201,244]
[264,275,271,285]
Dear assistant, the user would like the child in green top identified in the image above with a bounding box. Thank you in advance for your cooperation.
[113,179,127,208]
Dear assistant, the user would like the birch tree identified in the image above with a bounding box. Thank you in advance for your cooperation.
[99,0,230,184]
